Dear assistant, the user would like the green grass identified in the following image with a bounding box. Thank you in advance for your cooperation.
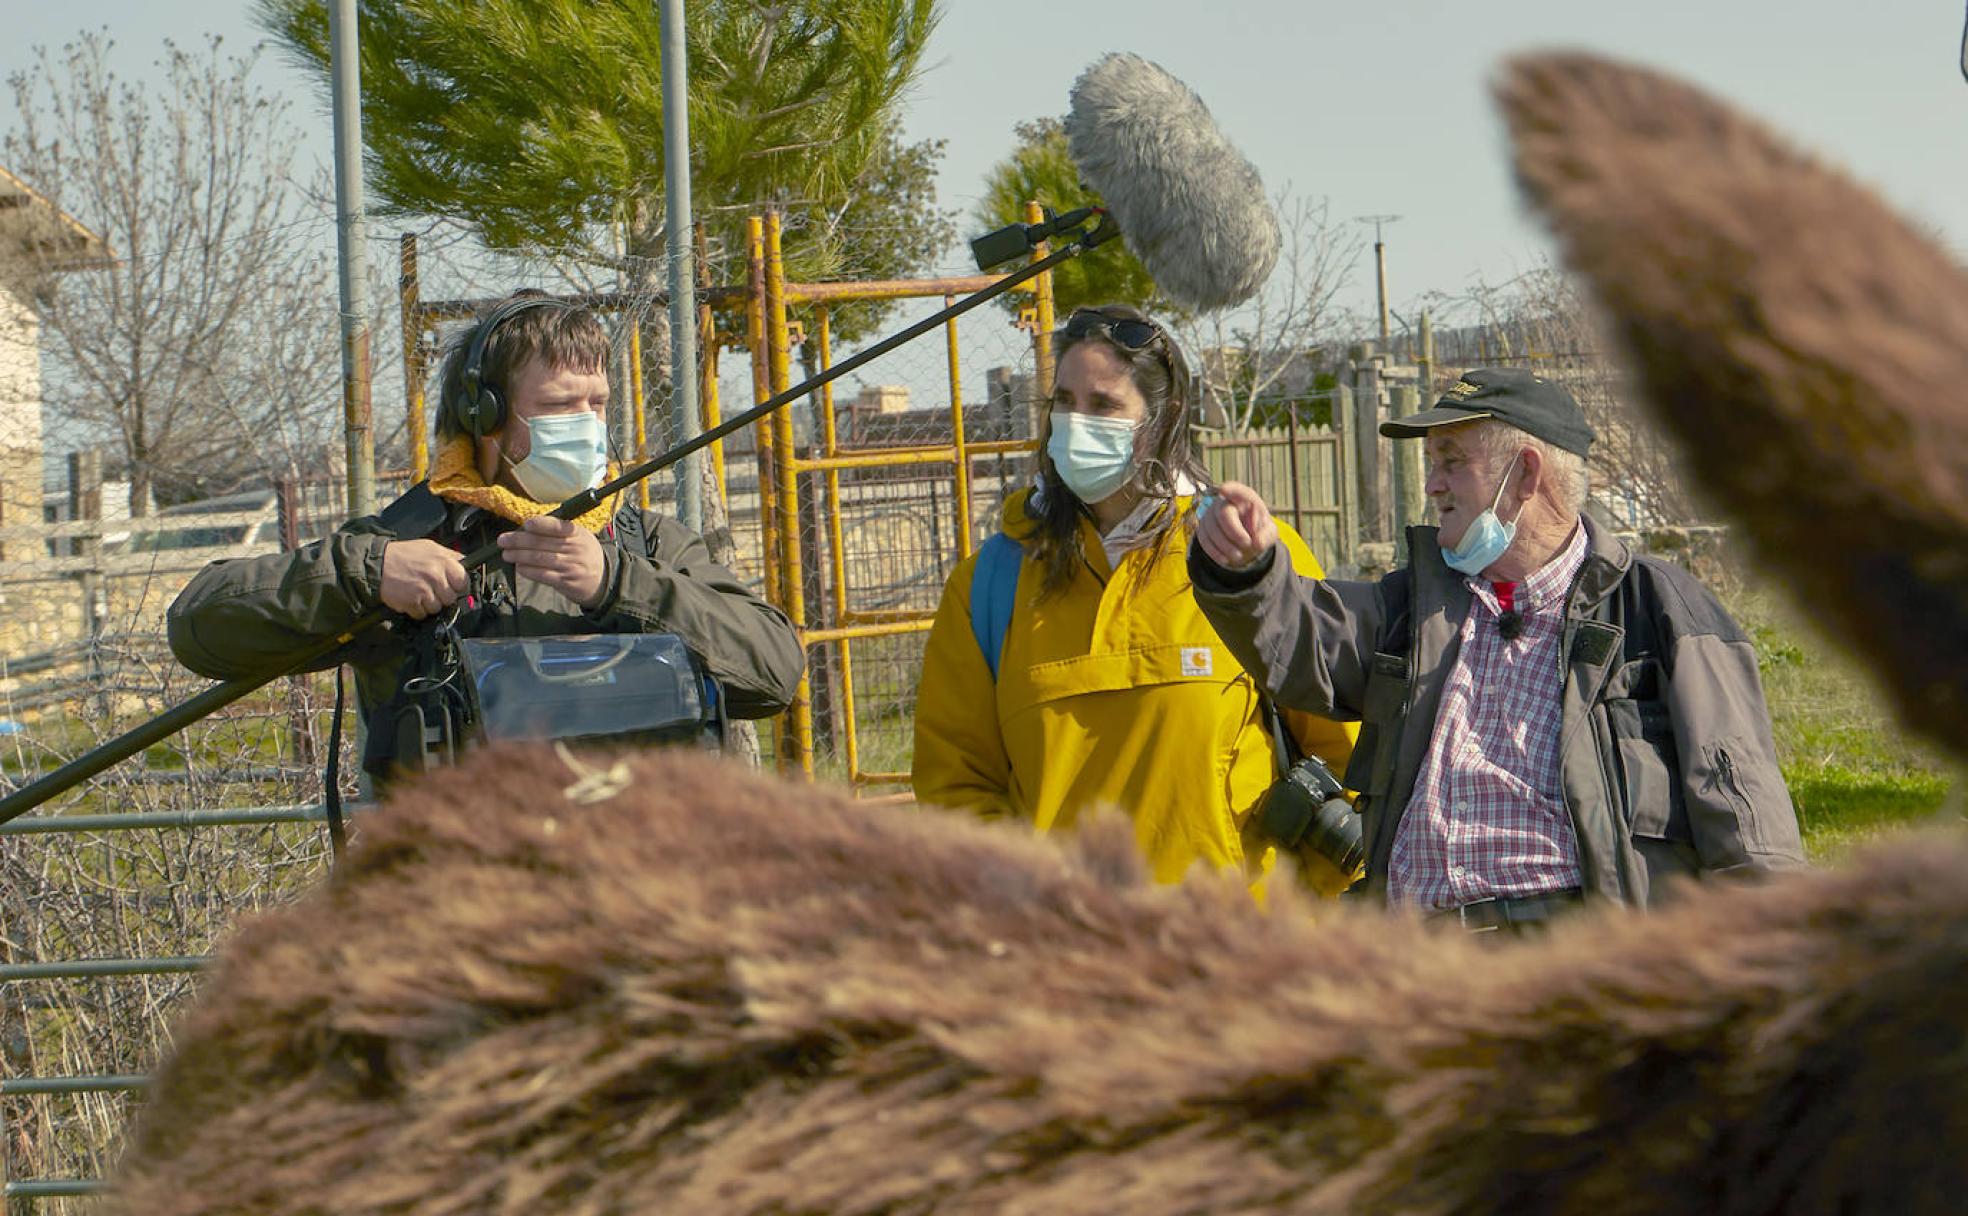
[1731,584,1960,861]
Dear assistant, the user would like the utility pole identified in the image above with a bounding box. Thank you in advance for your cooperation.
[329,0,374,517]
[1356,214,1401,349]
[659,0,702,534]
[1417,308,1435,398]
[329,0,375,791]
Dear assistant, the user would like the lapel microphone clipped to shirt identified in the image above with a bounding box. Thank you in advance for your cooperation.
[1495,580,1525,640]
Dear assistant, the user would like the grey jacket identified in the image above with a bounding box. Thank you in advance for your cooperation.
[1191,516,1804,906]
[168,487,804,778]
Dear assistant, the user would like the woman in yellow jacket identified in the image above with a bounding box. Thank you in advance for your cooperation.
[911,305,1355,889]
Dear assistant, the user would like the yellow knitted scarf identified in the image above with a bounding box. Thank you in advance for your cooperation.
[427,436,619,532]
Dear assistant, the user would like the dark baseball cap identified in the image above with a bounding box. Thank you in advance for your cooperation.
[1379,367,1595,457]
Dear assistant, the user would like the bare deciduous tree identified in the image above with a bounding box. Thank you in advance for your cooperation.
[5,32,341,515]
[1178,192,1361,435]
[1436,261,1697,526]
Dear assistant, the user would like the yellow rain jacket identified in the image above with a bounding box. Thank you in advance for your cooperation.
[912,489,1356,886]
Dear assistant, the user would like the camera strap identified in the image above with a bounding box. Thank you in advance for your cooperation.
[1259,692,1300,781]
[324,665,347,861]
[612,500,649,560]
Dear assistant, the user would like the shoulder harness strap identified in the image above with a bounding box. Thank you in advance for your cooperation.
[612,501,651,558]
[374,481,448,540]
[322,480,447,858]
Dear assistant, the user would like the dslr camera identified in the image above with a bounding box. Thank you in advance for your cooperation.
[1254,752,1364,877]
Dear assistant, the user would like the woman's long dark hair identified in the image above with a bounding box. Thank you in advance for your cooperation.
[1026,304,1210,598]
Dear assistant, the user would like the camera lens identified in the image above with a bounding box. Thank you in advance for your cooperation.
[1303,797,1364,875]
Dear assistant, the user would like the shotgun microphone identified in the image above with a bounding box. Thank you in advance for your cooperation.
[1064,53,1281,311]
[971,53,1281,313]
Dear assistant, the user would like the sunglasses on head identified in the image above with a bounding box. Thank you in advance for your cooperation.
[1060,309,1164,351]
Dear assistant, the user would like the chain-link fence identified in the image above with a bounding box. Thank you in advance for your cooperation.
[730,211,1050,786]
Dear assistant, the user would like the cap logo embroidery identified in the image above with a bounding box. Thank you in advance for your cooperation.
[1445,380,1481,400]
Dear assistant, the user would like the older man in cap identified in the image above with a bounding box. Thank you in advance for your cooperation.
[1191,368,1803,930]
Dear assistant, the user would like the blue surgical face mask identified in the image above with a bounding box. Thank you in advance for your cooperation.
[507,411,609,503]
[1046,411,1140,504]
[1440,452,1522,577]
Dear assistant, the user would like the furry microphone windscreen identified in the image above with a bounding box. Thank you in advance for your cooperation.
[1065,53,1281,312]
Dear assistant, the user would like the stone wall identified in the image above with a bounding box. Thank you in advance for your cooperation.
[0,557,222,723]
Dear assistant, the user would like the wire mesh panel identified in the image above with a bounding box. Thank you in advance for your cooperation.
[3,812,331,1211]
[761,266,1046,788]
[0,559,345,1211]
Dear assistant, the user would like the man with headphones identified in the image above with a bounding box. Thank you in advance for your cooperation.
[167,291,804,786]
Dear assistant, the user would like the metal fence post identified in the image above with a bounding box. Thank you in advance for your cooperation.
[1388,385,1425,563]
[1026,201,1056,408]
[694,222,728,506]
[746,217,781,611]
[1349,350,1388,547]
[1333,389,1356,570]
[1417,309,1436,401]
[763,212,813,777]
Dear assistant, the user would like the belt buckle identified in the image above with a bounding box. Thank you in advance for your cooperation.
[1457,897,1502,934]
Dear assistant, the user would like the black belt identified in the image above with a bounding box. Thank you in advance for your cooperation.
[1430,888,1583,934]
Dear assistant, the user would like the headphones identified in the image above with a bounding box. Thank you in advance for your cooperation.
[452,295,575,439]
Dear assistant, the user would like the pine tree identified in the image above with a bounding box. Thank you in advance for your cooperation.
[975,118,1161,319]
[257,0,948,325]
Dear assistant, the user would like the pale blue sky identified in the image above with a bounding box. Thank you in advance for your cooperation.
[7,1,1967,324]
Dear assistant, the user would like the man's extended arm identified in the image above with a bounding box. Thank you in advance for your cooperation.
[167,521,405,682]
[1187,484,1385,721]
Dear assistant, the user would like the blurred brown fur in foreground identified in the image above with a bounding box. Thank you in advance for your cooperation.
[1499,52,1968,759]
[111,745,1968,1215]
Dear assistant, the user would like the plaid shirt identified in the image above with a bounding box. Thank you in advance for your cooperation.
[1388,524,1590,910]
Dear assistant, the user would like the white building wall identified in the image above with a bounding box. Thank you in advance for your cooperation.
[0,273,45,538]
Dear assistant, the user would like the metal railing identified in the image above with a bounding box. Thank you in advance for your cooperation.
[1,800,352,1204]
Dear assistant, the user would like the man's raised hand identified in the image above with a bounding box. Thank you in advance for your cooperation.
[1195,481,1278,571]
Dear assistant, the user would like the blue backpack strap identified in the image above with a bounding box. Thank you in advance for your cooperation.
[968,532,1023,681]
